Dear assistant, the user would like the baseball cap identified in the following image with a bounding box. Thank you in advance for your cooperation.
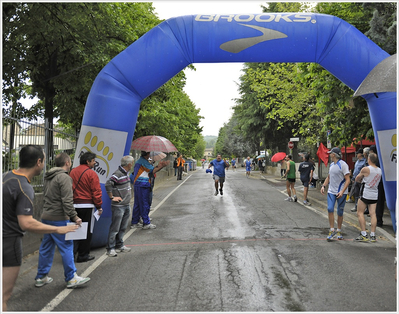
[356,148,363,154]
[328,147,341,156]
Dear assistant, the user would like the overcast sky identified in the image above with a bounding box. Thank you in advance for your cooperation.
[152,1,267,136]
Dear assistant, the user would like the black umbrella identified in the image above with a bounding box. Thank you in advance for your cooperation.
[353,54,397,97]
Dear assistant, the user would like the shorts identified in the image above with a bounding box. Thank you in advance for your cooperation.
[213,175,225,183]
[301,179,309,188]
[327,193,346,216]
[3,236,23,267]
[360,197,378,205]
[287,178,296,183]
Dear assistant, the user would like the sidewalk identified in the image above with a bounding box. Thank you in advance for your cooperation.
[253,170,396,243]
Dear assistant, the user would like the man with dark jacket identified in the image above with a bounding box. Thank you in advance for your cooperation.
[70,152,103,263]
[35,153,90,288]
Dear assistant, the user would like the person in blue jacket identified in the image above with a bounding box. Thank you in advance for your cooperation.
[208,154,229,196]
[130,151,169,229]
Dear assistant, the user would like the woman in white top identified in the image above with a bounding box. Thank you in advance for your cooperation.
[354,152,382,242]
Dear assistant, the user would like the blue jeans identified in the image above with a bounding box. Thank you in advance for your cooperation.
[107,205,131,250]
[36,219,76,282]
[131,186,151,225]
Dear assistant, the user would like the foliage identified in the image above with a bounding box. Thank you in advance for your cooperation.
[219,1,396,158]
[3,3,204,158]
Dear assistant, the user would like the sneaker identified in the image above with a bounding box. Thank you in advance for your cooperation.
[67,273,90,288]
[327,230,336,241]
[219,189,223,196]
[284,197,293,202]
[214,190,218,196]
[142,223,156,230]
[370,235,377,242]
[336,231,343,240]
[131,223,143,229]
[293,195,297,202]
[116,245,131,253]
[355,233,369,242]
[351,207,357,212]
[107,249,117,257]
[35,275,53,287]
[303,200,311,206]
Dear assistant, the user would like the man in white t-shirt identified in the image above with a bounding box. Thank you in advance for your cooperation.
[320,147,350,241]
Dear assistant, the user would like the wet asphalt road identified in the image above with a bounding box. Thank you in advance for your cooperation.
[8,168,397,312]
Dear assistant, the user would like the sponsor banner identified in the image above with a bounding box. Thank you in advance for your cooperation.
[377,129,397,181]
[73,125,128,184]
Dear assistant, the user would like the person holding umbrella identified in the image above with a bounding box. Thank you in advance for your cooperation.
[130,151,169,229]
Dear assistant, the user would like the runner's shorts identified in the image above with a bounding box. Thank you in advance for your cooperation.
[3,236,23,267]
[213,175,225,183]
[327,193,346,216]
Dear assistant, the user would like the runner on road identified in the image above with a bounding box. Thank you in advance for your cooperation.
[245,156,251,178]
[208,154,229,196]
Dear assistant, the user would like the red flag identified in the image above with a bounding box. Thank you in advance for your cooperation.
[317,143,330,167]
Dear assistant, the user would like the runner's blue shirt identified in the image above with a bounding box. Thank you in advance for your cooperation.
[210,159,228,177]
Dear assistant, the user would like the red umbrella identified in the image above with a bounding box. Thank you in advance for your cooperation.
[131,135,177,153]
[271,152,286,162]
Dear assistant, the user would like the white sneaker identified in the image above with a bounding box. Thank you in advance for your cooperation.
[284,197,293,202]
[66,273,90,288]
[214,190,218,196]
[116,246,131,253]
[107,249,117,257]
[142,223,156,230]
[131,223,143,229]
[35,275,53,287]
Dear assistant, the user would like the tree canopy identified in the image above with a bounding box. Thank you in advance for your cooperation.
[3,2,205,158]
[215,2,396,158]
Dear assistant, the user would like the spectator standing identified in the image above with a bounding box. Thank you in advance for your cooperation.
[298,153,314,205]
[105,155,134,257]
[349,149,366,212]
[173,157,178,176]
[35,153,90,288]
[130,151,169,229]
[354,153,382,242]
[208,153,229,196]
[320,147,350,241]
[2,145,78,311]
[283,155,297,202]
[70,152,103,263]
[245,156,251,178]
[280,158,287,178]
[369,145,386,227]
[176,155,185,180]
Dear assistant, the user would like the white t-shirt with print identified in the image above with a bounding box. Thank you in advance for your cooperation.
[327,159,350,195]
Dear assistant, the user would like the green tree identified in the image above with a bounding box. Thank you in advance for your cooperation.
[3,2,160,160]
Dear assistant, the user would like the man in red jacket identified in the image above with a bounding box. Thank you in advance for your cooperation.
[70,152,103,263]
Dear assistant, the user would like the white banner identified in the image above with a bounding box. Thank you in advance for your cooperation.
[377,129,397,181]
[73,125,128,184]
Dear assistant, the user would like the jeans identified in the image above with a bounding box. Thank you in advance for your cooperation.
[36,219,76,282]
[107,205,131,250]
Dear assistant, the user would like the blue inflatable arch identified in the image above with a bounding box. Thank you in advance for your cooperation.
[73,13,397,246]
